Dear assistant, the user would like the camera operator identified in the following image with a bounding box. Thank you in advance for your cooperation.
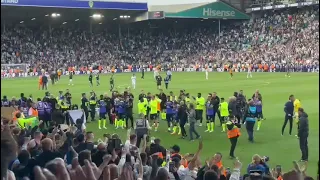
[246,154,270,176]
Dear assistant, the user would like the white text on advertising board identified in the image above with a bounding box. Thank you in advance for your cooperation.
[1,0,18,3]
[203,8,235,17]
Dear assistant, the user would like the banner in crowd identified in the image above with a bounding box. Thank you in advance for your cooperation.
[68,110,86,125]
[1,0,147,10]
[1,107,16,121]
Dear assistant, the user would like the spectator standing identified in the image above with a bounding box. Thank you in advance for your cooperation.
[297,108,309,161]
[188,103,201,141]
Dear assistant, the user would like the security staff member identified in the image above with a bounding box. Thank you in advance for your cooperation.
[135,113,151,148]
[89,91,97,122]
[185,93,191,107]
[297,108,309,161]
[219,98,229,132]
[81,93,89,121]
[194,93,205,126]
[226,117,241,159]
[1,96,10,107]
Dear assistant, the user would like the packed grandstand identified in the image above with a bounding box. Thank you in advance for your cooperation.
[1,0,319,180]
[1,4,319,74]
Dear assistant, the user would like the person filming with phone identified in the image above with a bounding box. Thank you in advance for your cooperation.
[246,154,270,177]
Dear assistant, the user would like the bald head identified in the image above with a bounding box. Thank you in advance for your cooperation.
[41,138,53,151]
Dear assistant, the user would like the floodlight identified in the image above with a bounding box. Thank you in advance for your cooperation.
[31,18,36,20]
[75,19,79,21]
[92,14,103,19]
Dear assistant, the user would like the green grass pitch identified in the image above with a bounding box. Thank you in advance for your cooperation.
[1,72,319,176]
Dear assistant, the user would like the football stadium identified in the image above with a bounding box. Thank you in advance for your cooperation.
[1,0,319,179]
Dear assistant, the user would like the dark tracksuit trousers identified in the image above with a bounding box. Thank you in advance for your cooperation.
[229,137,238,157]
[282,115,293,135]
[246,121,255,142]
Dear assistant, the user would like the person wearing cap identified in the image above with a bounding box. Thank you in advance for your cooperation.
[226,116,241,159]
[243,100,257,143]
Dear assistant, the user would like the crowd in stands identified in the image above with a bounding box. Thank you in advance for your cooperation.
[1,117,316,180]
[1,6,319,71]
[0,5,319,180]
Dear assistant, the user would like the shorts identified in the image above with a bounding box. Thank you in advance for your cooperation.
[195,110,203,120]
[157,82,161,86]
[160,103,166,111]
[118,113,125,120]
[220,116,228,123]
[257,112,263,119]
[166,113,174,121]
[150,113,157,120]
[99,113,106,119]
[206,115,214,122]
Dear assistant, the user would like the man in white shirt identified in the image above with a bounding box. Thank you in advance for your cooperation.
[247,65,252,78]
[131,74,136,89]
[168,157,191,180]
[205,68,209,80]
[154,69,159,79]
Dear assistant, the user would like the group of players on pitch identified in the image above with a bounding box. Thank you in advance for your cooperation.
[82,88,266,138]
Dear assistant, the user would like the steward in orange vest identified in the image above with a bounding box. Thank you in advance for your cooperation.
[226,118,241,159]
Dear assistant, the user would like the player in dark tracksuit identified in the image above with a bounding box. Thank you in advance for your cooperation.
[110,75,114,92]
[81,93,89,121]
[166,97,174,132]
[156,75,162,89]
[89,92,97,121]
[125,98,134,129]
[282,95,294,135]
[98,95,107,129]
[89,73,93,87]
[141,68,145,79]
[96,73,100,86]
[164,76,170,89]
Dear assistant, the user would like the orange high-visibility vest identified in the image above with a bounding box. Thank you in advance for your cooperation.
[217,161,227,177]
[227,127,241,139]
[29,108,38,117]
[157,102,161,111]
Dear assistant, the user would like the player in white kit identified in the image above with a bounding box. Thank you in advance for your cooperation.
[205,68,209,80]
[247,65,253,78]
[154,69,159,79]
[131,74,136,89]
